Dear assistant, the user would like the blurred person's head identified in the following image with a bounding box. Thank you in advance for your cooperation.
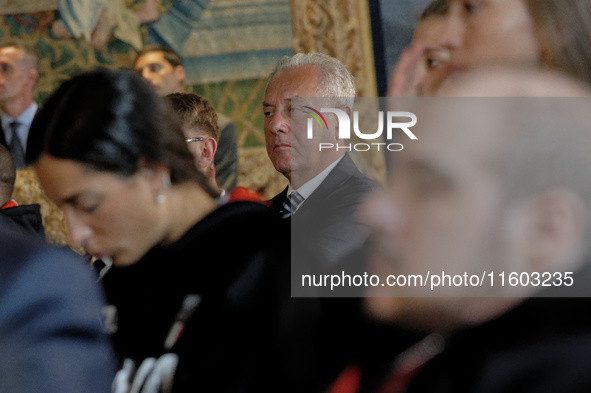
[441,0,539,69]
[133,45,185,96]
[27,68,217,266]
[415,0,591,94]
[389,0,450,96]
[0,144,15,205]
[165,93,220,189]
[0,40,39,117]
[362,67,591,334]
[414,0,449,69]
[525,0,591,84]
[263,53,356,188]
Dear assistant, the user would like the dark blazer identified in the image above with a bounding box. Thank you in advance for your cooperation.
[102,201,288,393]
[398,296,591,393]
[214,114,239,192]
[1,107,37,162]
[270,153,378,271]
[0,124,6,149]
[0,216,117,393]
[0,203,45,239]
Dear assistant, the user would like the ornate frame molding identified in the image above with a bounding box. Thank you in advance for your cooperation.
[290,0,385,183]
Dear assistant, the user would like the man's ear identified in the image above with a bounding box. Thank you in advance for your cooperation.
[198,137,217,169]
[28,68,39,87]
[174,65,185,83]
[525,188,586,271]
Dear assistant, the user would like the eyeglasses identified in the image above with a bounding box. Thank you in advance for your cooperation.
[185,137,205,143]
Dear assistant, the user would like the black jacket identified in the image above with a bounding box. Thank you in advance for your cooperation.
[0,203,45,239]
[102,201,288,393]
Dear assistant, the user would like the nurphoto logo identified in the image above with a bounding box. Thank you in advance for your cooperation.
[303,106,418,152]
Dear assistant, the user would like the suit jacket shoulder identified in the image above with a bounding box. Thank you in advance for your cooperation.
[0,219,116,393]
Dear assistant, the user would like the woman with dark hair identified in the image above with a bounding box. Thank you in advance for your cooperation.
[27,68,286,393]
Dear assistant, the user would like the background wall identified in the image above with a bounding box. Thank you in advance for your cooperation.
[2,0,410,201]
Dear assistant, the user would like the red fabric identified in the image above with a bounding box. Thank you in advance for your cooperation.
[228,186,266,204]
[0,200,18,209]
[326,364,362,393]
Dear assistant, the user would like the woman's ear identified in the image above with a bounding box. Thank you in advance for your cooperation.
[138,159,171,203]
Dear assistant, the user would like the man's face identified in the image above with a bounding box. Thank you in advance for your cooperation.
[427,0,538,90]
[134,51,184,96]
[361,103,523,331]
[0,46,37,104]
[263,66,341,186]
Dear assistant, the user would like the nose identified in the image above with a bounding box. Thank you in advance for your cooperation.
[438,6,465,51]
[266,111,290,135]
[63,208,93,250]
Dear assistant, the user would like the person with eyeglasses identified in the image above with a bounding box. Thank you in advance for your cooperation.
[165,93,220,194]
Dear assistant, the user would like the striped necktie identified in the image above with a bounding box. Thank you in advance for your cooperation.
[9,121,25,168]
[279,191,305,218]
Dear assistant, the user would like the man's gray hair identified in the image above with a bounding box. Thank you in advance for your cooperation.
[269,53,356,107]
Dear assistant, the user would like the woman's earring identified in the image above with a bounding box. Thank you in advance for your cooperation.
[155,175,171,204]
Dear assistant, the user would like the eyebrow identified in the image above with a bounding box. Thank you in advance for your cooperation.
[63,193,83,206]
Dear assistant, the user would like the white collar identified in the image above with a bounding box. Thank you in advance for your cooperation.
[288,155,344,201]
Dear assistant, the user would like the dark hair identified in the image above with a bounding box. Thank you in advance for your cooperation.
[165,93,220,140]
[27,68,217,197]
[419,0,448,20]
[525,0,591,85]
[133,44,183,69]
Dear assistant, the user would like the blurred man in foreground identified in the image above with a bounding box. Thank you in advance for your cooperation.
[361,67,591,392]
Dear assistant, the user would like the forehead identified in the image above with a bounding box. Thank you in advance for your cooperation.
[0,46,24,62]
[265,66,321,101]
[134,51,171,69]
[413,16,446,43]
[35,155,96,197]
[397,102,500,173]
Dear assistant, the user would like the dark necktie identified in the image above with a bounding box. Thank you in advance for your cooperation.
[279,191,304,218]
[9,121,25,168]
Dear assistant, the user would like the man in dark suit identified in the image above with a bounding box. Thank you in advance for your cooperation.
[264,53,377,272]
[0,40,39,168]
[0,215,117,392]
[263,53,380,392]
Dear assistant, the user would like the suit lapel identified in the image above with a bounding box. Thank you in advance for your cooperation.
[298,153,358,215]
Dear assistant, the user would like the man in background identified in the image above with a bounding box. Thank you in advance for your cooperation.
[0,40,38,168]
[133,45,239,191]
[264,52,377,270]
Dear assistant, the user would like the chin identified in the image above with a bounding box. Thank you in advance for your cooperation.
[364,296,404,323]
